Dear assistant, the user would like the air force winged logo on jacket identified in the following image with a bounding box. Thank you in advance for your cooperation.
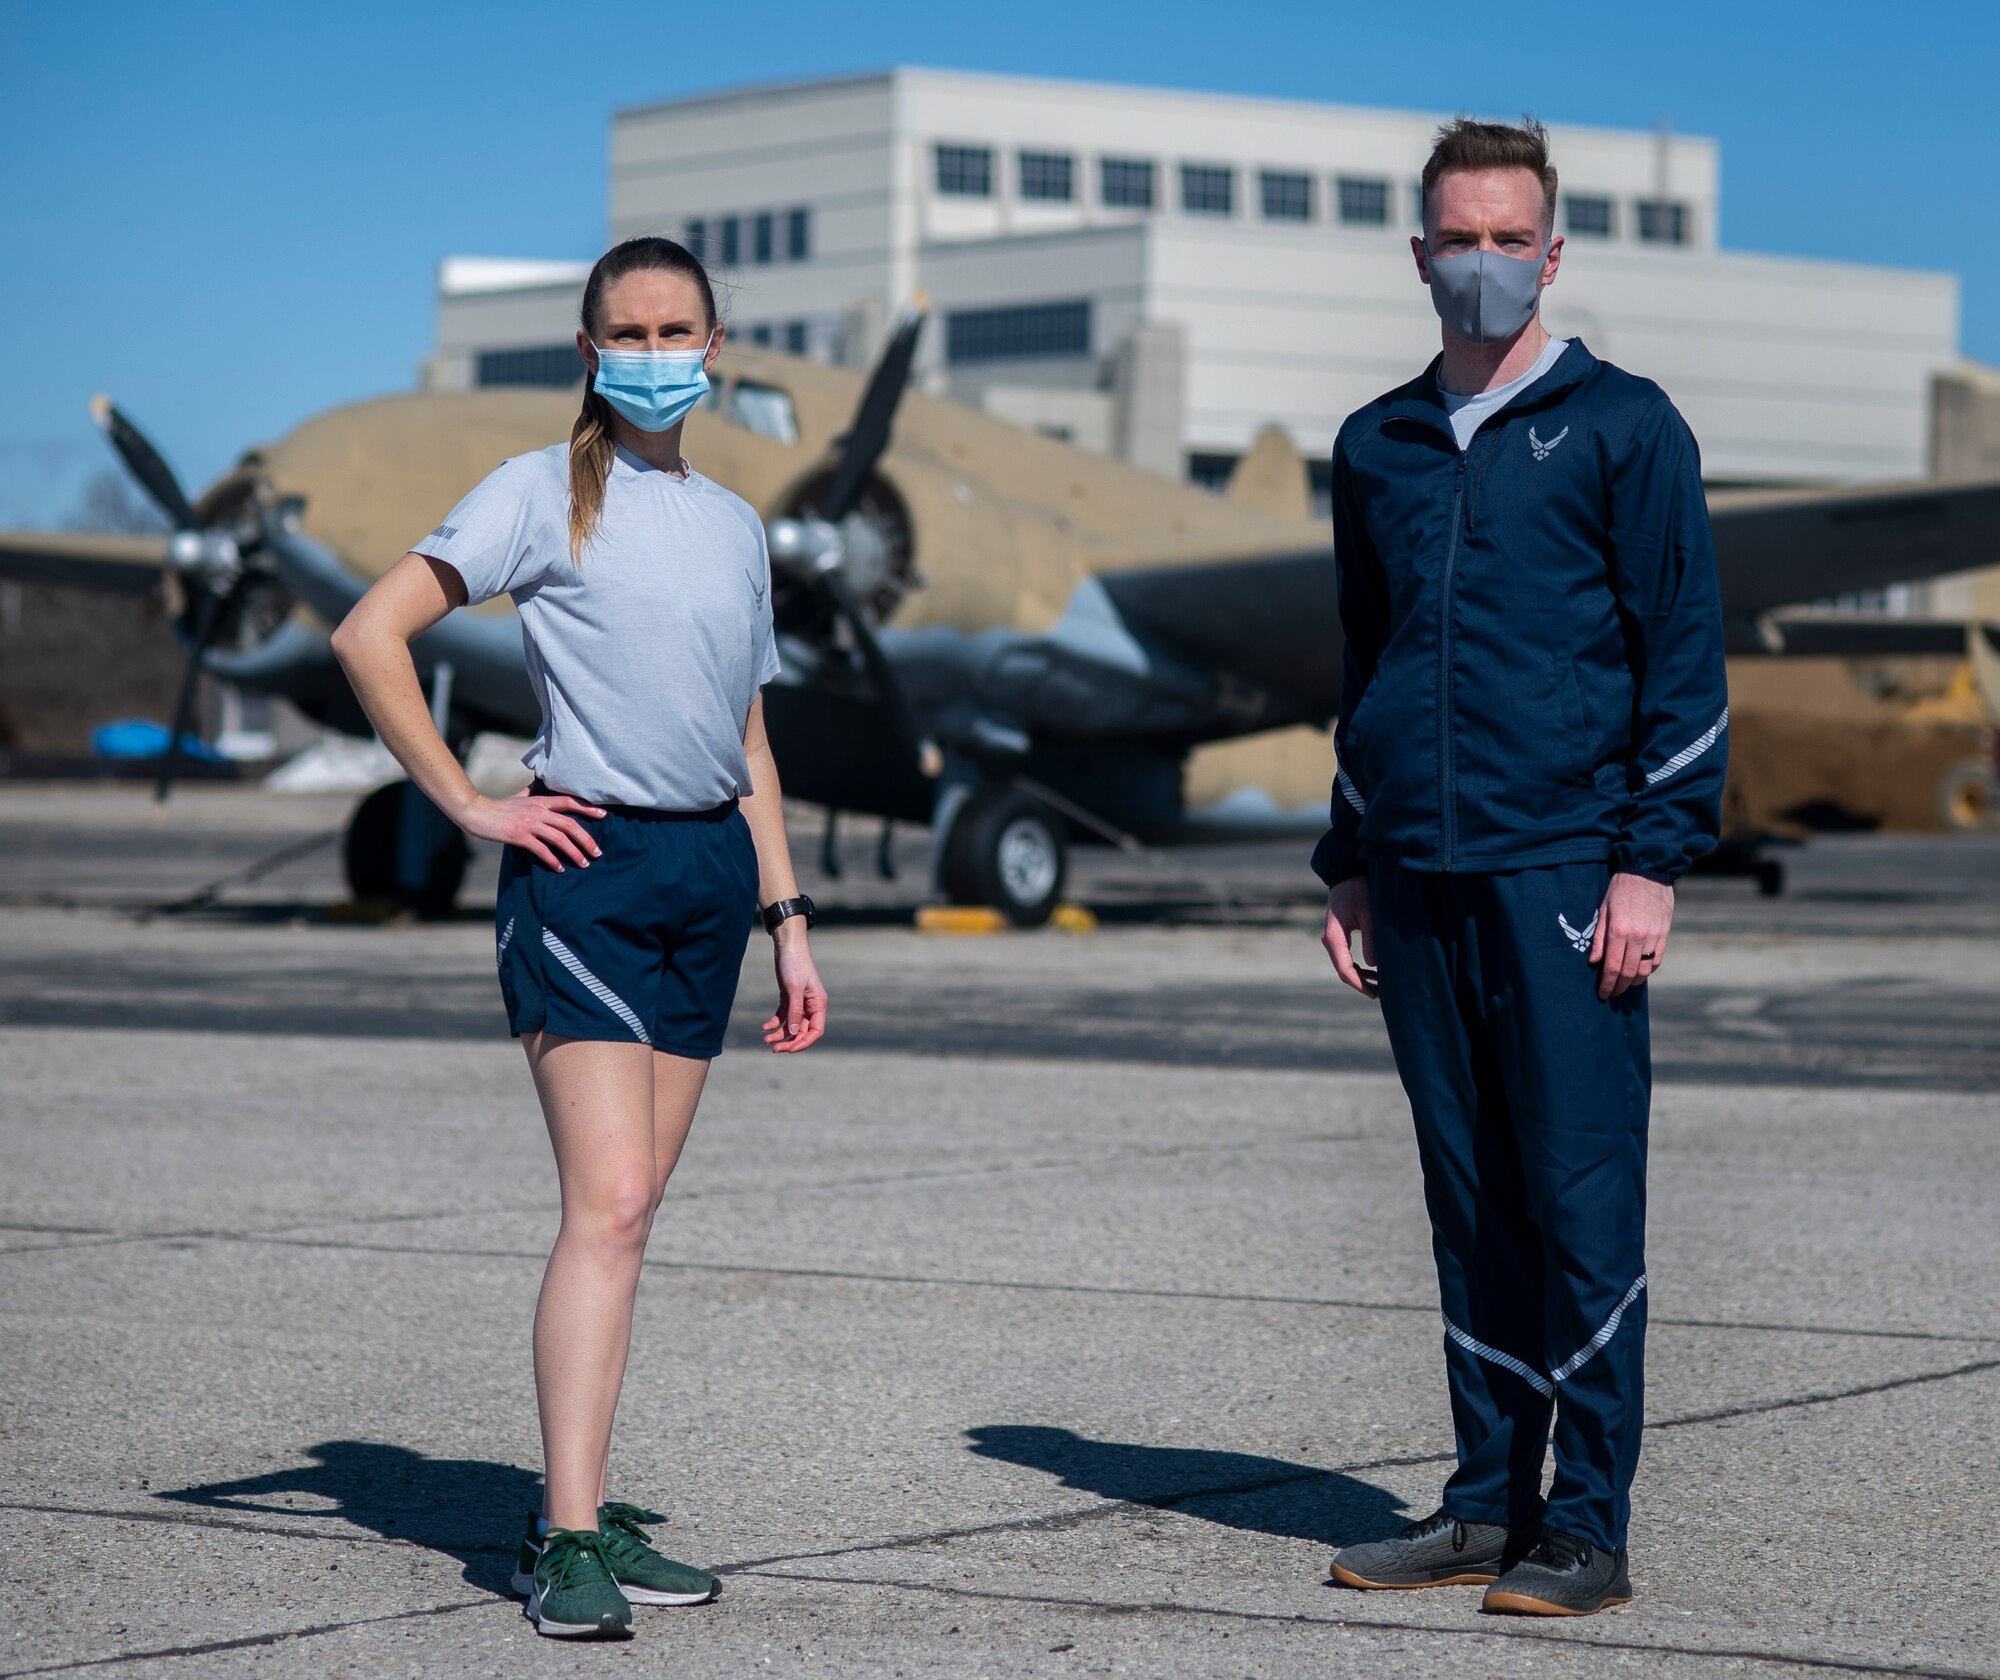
[1558,910,1598,954]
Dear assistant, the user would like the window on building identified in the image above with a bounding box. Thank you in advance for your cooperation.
[1181,164,1234,215]
[783,319,808,355]
[945,299,1092,365]
[1100,156,1155,209]
[1260,170,1313,221]
[1186,452,1239,494]
[683,218,707,263]
[475,345,583,388]
[728,381,799,444]
[753,211,774,265]
[1337,176,1390,225]
[719,216,741,265]
[1410,179,1427,228]
[786,207,810,261]
[1565,195,1615,238]
[935,143,993,197]
[748,323,773,346]
[1636,199,1689,245]
[1018,150,1075,202]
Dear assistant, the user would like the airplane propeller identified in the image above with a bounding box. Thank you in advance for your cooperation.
[89,396,251,802]
[768,307,935,769]
[818,307,926,525]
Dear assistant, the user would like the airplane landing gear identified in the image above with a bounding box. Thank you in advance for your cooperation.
[939,784,1067,928]
[343,779,468,919]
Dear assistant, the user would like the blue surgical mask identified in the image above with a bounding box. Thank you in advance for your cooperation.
[591,334,715,432]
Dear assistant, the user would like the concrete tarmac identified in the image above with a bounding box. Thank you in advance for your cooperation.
[1,785,1996,1678]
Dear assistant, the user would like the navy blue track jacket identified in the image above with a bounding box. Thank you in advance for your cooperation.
[1311,339,1728,888]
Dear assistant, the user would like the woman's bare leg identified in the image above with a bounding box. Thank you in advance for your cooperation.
[590,1049,710,1509]
[525,1032,660,1532]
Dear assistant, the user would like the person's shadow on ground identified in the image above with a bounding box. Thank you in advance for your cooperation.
[161,1441,536,1597]
[966,1426,1407,1550]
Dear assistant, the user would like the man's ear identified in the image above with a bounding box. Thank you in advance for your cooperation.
[1541,235,1564,285]
[1410,234,1431,285]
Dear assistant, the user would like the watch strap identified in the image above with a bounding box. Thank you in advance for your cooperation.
[761,895,814,934]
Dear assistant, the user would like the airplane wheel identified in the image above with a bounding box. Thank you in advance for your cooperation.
[344,780,469,918]
[941,786,1066,928]
[1939,759,2000,832]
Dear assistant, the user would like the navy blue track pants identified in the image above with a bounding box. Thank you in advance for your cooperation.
[1371,859,1650,1552]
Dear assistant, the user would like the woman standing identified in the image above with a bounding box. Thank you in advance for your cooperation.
[332,237,827,1640]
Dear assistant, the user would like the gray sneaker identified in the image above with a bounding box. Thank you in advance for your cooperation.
[1331,1508,1510,1590]
[1483,1527,1632,1615]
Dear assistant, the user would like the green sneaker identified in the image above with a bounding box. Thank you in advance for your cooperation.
[596,1501,719,1606]
[521,1527,632,1639]
[513,1505,718,1608]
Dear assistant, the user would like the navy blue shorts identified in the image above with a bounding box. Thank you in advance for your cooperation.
[494,793,759,1059]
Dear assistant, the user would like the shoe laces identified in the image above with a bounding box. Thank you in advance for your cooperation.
[1395,1509,1469,1552]
[1527,1528,1593,1571]
[597,1501,663,1565]
[539,1527,617,1591]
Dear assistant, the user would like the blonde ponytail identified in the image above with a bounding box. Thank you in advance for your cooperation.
[567,388,617,561]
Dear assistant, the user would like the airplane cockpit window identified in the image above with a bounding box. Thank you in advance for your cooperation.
[727,381,799,445]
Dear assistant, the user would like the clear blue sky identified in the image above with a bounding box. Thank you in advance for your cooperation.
[1,1,1990,526]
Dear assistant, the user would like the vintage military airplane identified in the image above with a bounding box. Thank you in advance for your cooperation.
[4,316,1999,921]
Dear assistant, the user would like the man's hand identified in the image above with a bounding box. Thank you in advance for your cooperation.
[1589,872,1674,1000]
[1320,876,1378,999]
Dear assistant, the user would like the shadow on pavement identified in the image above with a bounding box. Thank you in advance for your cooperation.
[161,1440,536,1597]
[966,1425,1407,1549]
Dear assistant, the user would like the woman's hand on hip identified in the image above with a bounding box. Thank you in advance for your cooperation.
[764,926,827,1052]
[458,789,606,872]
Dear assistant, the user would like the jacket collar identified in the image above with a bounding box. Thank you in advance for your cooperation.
[1379,337,1598,436]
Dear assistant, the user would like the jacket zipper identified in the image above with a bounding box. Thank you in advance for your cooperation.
[1438,454,1466,870]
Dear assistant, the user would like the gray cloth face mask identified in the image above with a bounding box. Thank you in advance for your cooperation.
[1423,243,1548,343]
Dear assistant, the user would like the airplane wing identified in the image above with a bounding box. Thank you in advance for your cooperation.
[1709,478,2000,637]
[1096,547,1341,709]
[0,529,169,596]
[1756,612,2000,660]
[1096,479,2000,687]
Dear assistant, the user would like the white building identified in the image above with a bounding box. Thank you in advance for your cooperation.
[427,67,1960,496]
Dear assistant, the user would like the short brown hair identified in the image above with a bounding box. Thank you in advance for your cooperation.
[1421,116,1558,236]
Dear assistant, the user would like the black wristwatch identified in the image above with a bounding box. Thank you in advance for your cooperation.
[761,895,815,935]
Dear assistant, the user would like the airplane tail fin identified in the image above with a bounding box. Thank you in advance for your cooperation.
[1224,425,1312,523]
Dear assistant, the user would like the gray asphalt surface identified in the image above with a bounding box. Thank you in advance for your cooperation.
[1,783,1996,1678]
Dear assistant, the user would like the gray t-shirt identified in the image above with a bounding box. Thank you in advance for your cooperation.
[1439,336,1571,451]
[418,443,781,811]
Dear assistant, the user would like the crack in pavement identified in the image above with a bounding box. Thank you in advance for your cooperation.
[43,1227,1984,1350]
[0,1598,491,1678]
[7,1213,1991,1348]
[738,1568,1992,1680]
[0,1130,1368,1258]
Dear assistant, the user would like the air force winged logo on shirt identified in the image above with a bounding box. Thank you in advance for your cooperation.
[1529,425,1569,462]
[746,569,767,608]
[1558,910,1598,954]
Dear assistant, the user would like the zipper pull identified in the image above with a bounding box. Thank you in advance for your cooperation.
[1459,455,1475,535]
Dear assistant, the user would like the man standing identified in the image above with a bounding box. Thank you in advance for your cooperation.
[1315,118,1726,1616]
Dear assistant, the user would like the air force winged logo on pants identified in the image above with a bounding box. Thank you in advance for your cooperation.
[1559,909,1598,954]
